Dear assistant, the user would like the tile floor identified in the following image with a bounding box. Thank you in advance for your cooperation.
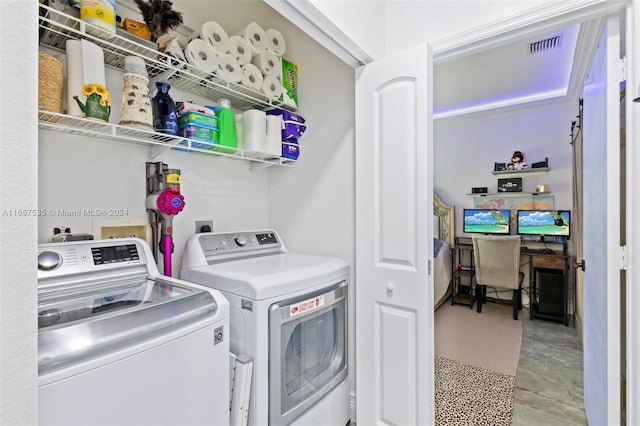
[512,311,587,425]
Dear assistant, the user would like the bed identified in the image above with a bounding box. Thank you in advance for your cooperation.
[433,193,455,309]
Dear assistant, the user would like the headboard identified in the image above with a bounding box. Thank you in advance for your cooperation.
[434,192,455,247]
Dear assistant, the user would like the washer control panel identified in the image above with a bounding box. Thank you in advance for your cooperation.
[37,239,148,279]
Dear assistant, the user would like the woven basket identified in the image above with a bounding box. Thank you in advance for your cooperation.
[38,52,64,113]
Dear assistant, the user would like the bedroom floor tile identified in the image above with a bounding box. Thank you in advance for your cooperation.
[512,310,586,425]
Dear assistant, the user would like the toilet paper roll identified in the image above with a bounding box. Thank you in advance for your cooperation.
[241,22,268,55]
[215,53,242,83]
[266,115,284,157]
[201,21,231,54]
[251,50,280,76]
[261,75,282,100]
[240,63,264,91]
[265,28,286,56]
[65,39,106,117]
[242,109,267,153]
[185,38,218,74]
[229,35,252,65]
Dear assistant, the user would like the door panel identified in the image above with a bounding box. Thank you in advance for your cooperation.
[582,15,622,425]
[355,44,433,425]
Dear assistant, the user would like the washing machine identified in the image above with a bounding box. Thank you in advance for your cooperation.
[181,230,350,426]
[37,238,230,426]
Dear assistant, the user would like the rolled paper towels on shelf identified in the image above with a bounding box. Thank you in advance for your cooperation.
[201,21,231,54]
[265,28,286,56]
[251,50,280,76]
[266,115,284,157]
[65,39,106,117]
[241,22,268,55]
[215,53,242,83]
[185,38,218,74]
[240,63,264,91]
[242,109,267,153]
[229,35,252,65]
[261,75,282,100]
[235,113,244,150]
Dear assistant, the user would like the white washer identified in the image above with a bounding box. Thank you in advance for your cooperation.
[181,230,350,426]
[38,238,230,426]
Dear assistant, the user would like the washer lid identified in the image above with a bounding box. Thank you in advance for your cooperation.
[181,253,349,300]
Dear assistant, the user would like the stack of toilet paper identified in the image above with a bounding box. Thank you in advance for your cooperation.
[181,20,289,102]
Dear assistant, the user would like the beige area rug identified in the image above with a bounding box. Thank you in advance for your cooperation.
[435,356,515,426]
[434,302,523,376]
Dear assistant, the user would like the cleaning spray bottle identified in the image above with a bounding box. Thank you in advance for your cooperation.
[214,98,237,153]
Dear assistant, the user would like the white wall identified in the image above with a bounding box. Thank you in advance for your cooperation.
[0,1,38,424]
[434,104,576,238]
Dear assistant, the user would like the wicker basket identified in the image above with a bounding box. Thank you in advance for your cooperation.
[38,51,64,113]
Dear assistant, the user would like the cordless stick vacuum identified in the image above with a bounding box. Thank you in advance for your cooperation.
[145,162,185,276]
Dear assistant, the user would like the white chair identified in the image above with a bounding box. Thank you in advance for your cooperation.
[472,234,524,320]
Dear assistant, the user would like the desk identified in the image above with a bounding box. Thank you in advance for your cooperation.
[523,250,570,326]
[450,243,569,325]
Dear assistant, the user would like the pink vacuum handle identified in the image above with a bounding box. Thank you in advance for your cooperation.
[163,235,173,277]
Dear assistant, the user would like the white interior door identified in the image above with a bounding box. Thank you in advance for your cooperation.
[582,15,622,425]
[355,44,434,425]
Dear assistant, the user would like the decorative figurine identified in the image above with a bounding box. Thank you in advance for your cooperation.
[507,151,527,170]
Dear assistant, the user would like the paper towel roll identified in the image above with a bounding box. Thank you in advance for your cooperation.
[251,50,280,76]
[235,113,244,150]
[240,63,264,91]
[65,39,106,117]
[229,35,252,65]
[242,109,267,153]
[241,22,268,55]
[265,28,286,56]
[201,21,231,54]
[261,75,282,100]
[185,38,218,73]
[266,115,283,157]
[215,53,242,83]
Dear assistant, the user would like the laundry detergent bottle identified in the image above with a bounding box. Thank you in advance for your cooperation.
[215,98,237,152]
[152,81,178,135]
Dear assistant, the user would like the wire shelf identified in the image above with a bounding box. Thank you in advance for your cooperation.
[39,111,296,167]
[38,4,297,167]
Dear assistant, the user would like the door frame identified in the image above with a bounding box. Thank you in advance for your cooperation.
[268,0,638,423]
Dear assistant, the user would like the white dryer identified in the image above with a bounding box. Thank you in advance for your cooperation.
[181,230,350,426]
[37,238,230,426]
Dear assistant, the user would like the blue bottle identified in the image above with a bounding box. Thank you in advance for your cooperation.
[152,81,178,135]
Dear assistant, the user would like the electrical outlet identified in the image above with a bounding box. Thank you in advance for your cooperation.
[195,220,213,233]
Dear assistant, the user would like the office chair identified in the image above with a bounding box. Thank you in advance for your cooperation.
[472,234,524,320]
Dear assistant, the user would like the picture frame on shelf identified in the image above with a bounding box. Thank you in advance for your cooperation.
[497,177,522,192]
[494,162,507,172]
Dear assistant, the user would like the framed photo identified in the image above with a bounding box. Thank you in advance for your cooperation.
[494,162,507,172]
[497,177,522,192]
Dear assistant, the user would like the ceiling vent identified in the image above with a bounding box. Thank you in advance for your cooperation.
[528,35,562,54]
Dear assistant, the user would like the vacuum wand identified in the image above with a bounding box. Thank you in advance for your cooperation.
[145,162,185,276]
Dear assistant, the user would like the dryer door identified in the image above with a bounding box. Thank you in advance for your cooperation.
[268,280,348,426]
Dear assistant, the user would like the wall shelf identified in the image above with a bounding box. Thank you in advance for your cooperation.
[467,192,552,197]
[492,167,550,175]
[39,111,296,166]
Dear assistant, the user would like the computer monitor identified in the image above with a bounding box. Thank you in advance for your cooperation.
[517,210,571,239]
[462,209,511,235]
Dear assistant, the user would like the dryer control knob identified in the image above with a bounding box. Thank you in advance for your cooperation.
[234,236,248,247]
[38,251,62,271]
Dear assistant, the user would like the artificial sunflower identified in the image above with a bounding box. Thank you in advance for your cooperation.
[82,84,95,96]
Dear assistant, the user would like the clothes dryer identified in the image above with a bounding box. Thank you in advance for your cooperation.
[181,230,350,426]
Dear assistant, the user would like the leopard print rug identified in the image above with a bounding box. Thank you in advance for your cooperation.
[435,356,515,425]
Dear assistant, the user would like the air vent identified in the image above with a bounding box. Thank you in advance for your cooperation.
[529,35,562,54]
